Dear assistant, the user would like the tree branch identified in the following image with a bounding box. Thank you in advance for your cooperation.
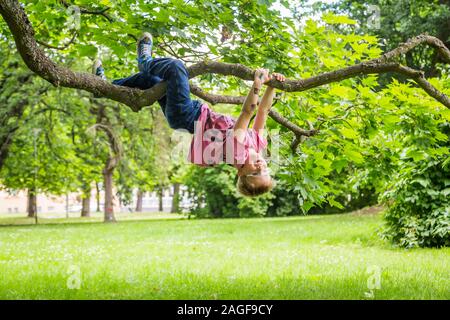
[59,0,113,22]
[189,83,245,105]
[0,0,449,114]
[36,31,78,50]
[268,109,318,137]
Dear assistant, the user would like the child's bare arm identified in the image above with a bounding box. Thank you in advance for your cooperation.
[253,73,285,132]
[233,68,269,143]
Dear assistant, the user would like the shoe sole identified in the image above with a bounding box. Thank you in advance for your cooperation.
[138,32,153,43]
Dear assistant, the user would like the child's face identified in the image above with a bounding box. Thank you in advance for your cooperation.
[240,154,268,177]
[236,153,273,194]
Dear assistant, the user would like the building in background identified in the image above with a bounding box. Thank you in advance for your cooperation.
[0,186,190,215]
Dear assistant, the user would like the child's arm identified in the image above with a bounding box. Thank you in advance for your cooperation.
[233,68,269,143]
[253,73,285,132]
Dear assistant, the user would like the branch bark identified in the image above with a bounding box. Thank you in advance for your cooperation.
[90,115,122,223]
[0,0,449,114]
[0,0,165,110]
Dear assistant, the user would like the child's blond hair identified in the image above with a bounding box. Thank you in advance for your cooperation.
[237,175,274,197]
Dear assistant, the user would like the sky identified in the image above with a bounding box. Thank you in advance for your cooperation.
[274,0,339,18]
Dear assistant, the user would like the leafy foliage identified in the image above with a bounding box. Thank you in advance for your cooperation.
[327,0,450,77]
[382,157,450,248]
[0,0,449,247]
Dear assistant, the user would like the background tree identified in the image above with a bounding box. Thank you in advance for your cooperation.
[89,102,123,222]
[0,92,83,217]
[0,42,47,171]
[326,0,450,77]
[112,103,160,213]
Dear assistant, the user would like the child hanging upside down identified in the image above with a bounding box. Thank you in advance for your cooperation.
[92,32,285,196]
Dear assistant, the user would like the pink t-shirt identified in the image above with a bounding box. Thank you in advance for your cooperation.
[188,104,268,166]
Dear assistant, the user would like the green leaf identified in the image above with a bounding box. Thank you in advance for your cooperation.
[343,146,364,164]
[441,188,450,196]
[322,13,357,25]
[332,159,348,173]
[328,197,344,209]
[328,85,357,100]
[413,178,429,188]
[340,127,358,140]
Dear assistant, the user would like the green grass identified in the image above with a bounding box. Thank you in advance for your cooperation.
[0,211,448,299]
[0,211,181,226]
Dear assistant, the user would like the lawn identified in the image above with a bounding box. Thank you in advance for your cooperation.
[0,210,448,299]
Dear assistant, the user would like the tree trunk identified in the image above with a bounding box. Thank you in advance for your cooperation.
[171,183,180,213]
[81,190,91,217]
[27,188,37,218]
[103,168,116,223]
[0,128,17,171]
[95,181,101,212]
[158,188,164,212]
[135,189,144,212]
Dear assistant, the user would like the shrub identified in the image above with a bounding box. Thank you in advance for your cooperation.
[183,164,273,218]
[381,158,450,248]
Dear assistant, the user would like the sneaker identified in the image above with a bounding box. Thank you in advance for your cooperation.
[137,32,153,71]
[92,59,107,80]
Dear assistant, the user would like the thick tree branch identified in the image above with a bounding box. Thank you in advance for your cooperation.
[187,35,450,97]
[380,34,450,64]
[0,0,449,115]
[0,0,165,110]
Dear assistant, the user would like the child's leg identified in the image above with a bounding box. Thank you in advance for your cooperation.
[140,57,202,133]
[112,72,167,115]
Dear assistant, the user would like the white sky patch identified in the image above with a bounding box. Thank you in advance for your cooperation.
[272,0,339,20]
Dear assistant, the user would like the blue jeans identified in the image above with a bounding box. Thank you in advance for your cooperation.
[112,57,202,133]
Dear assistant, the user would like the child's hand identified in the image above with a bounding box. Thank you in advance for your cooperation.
[254,69,286,85]
[271,73,286,83]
